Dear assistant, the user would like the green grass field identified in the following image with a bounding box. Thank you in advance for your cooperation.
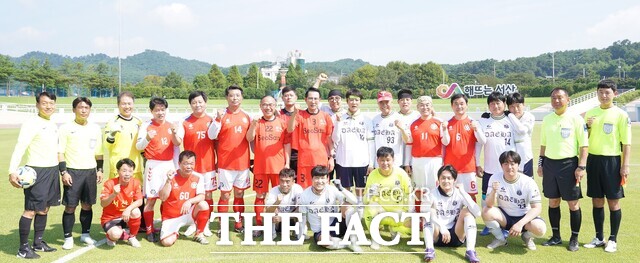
[0,124,638,262]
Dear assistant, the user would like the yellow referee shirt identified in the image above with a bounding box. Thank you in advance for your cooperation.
[9,115,59,173]
[104,115,143,179]
[540,111,589,160]
[58,121,103,169]
[585,106,631,156]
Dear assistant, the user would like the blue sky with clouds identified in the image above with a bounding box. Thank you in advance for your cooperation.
[1,0,639,67]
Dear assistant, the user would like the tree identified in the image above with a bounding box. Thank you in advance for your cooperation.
[0,55,15,94]
[226,65,243,87]
[193,74,212,90]
[163,72,184,89]
[243,64,260,89]
[85,62,117,97]
[15,58,61,93]
[208,64,227,90]
[345,64,378,90]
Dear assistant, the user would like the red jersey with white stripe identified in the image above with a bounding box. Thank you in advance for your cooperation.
[100,178,143,225]
[444,117,478,173]
[292,110,334,167]
[161,172,204,220]
[144,121,175,161]
[253,117,290,174]
[217,110,251,170]
[181,115,215,173]
[409,117,444,157]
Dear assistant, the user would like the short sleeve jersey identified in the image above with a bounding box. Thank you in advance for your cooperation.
[409,117,444,158]
[292,110,334,167]
[104,115,143,177]
[265,184,304,213]
[540,111,589,160]
[217,110,251,170]
[477,115,516,174]
[444,117,478,173]
[487,172,541,217]
[371,112,404,168]
[585,106,632,156]
[139,120,175,161]
[429,189,468,229]
[59,121,103,169]
[513,112,535,169]
[298,185,345,233]
[332,111,373,167]
[9,116,58,173]
[180,114,215,173]
[161,172,205,220]
[253,117,290,175]
[100,177,143,225]
[364,168,411,212]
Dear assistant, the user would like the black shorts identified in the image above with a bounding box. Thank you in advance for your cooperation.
[313,217,347,245]
[335,164,368,188]
[542,157,582,201]
[522,159,533,178]
[434,226,463,247]
[63,168,98,207]
[586,155,624,199]
[481,172,494,196]
[103,218,127,233]
[24,166,61,212]
[290,149,298,175]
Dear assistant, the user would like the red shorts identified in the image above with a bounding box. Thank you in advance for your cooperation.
[297,166,313,189]
[253,173,279,194]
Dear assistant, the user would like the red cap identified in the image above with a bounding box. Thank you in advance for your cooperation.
[377,91,393,102]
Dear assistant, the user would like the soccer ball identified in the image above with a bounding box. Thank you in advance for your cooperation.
[16,166,37,189]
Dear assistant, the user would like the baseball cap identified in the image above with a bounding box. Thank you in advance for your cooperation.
[377,91,393,102]
[327,89,343,98]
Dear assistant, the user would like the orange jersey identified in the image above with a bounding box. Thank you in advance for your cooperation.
[292,110,334,167]
[100,178,143,225]
[444,117,478,173]
[253,117,290,174]
[216,110,251,170]
[410,117,444,157]
[161,173,204,220]
[181,115,215,173]
[279,110,296,150]
[143,121,175,161]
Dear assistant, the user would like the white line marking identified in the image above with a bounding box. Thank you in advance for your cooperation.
[51,239,106,263]
[210,251,425,254]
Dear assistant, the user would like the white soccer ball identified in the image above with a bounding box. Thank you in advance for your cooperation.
[16,166,37,189]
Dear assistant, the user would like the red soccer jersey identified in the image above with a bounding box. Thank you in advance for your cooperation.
[444,117,478,173]
[410,117,444,158]
[292,110,334,167]
[278,110,296,150]
[161,173,204,220]
[100,178,143,225]
[216,110,251,170]
[182,115,215,173]
[144,121,175,161]
[253,117,290,174]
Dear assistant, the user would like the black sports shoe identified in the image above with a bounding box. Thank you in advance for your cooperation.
[33,241,56,252]
[567,239,579,252]
[146,233,158,243]
[542,236,563,246]
[17,246,40,259]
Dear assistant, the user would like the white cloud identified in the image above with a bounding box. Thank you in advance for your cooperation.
[16,26,50,40]
[586,5,640,42]
[254,48,273,59]
[150,3,197,29]
[93,36,147,57]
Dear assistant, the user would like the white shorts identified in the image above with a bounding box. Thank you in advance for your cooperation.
[202,171,218,192]
[411,156,442,192]
[160,206,195,240]
[217,168,251,192]
[144,160,175,198]
[455,172,478,195]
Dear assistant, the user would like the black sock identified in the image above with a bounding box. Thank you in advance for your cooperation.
[570,208,582,241]
[79,209,92,234]
[62,212,75,238]
[139,201,146,229]
[19,216,32,249]
[593,207,604,240]
[549,207,561,238]
[33,214,47,246]
[609,209,621,242]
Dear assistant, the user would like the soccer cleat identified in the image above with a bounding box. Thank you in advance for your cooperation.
[604,240,617,253]
[370,241,380,250]
[62,237,74,250]
[183,224,197,236]
[502,230,509,239]
[542,236,563,246]
[80,234,96,245]
[17,246,40,259]
[128,237,141,248]
[424,248,435,262]
[521,232,537,250]
[146,233,158,243]
[486,238,507,249]
[194,234,210,245]
[583,237,605,248]
[567,239,579,252]
[480,226,490,236]
[234,222,244,233]
[252,230,263,238]
[106,239,116,247]
[33,241,57,252]
[465,250,480,263]
[203,227,213,237]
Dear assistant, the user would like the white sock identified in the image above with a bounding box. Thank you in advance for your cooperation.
[424,222,434,249]
[464,215,477,250]
[357,196,363,204]
[485,220,504,240]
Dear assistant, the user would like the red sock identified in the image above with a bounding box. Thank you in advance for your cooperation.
[414,190,421,213]
[128,217,141,236]
[143,211,154,234]
[254,198,265,226]
[233,197,245,214]
[218,197,229,213]
[195,209,209,234]
[470,194,477,202]
[206,199,214,214]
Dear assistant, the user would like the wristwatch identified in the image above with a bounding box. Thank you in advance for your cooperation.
[577,165,586,170]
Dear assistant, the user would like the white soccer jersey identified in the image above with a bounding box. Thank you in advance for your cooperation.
[427,189,469,229]
[371,112,404,168]
[298,185,345,233]
[332,111,373,167]
[509,112,535,170]
[265,184,304,213]
[487,172,541,217]
[398,111,420,165]
[476,115,516,174]
[321,105,344,119]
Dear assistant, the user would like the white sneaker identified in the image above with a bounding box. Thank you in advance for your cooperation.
[583,237,605,248]
[106,239,116,247]
[80,234,96,245]
[128,237,141,248]
[203,227,213,237]
[486,238,507,249]
[521,232,537,250]
[62,237,74,250]
[370,241,380,250]
[349,242,362,253]
[604,240,617,253]
[183,224,197,236]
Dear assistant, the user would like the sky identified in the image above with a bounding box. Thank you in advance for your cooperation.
[1,0,640,67]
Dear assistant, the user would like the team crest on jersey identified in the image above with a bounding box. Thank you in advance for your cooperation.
[359,121,365,126]
[452,201,458,206]
[504,124,509,129]
[242,117,248,123]
[389,123,394,127]
[464,124,470,131]
[173,183,179,188]
[326,198,330,204]
[188,123,194,130]
[320,119,326,125]
[225,119,231,123]
[168,128,173,134]
[561,128,571,138]
[191,182,198,189]
[517,190,522,196]
[395,180,400,186]
[275,126,283,132]
[603,123,613,134]
[414,126,419,130]
[151,189,157,195]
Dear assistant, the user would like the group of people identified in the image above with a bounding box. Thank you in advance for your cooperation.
[7,75,630,262]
